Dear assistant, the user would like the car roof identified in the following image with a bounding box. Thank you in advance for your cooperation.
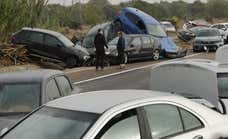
[160,59,228,73]
[22,27,63,37]
[123,7,160,25]
[46,90,177,114]
[0,69,63,83]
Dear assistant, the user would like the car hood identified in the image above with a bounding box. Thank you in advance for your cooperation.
[159,37,177,52]
[195,36,222,42]
[107,44,117,52]
[0,114,25,130]
[71,45,90,55]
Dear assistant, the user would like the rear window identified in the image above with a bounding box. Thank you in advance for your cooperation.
[13,30,31,44]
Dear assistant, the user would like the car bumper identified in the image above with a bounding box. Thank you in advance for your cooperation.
[193,43,223,51]
[165,49,187,58]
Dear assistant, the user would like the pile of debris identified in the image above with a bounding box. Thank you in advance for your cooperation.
[0,44,31,67]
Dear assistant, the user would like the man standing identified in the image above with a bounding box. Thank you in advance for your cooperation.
[94,29,108,71]
[117,31,126,69]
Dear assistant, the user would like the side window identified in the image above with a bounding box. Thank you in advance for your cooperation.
[130,37,141,47]
[29,32,44,44]
[142,37,150,45]
[144,104,183,139]
[180,108,203,131]
[96,110,140,139]
[55,76,72,96]
[44,35,62,47]
[46,79,60,100]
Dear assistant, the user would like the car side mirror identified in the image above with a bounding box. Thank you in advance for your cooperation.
[0,127,9,136]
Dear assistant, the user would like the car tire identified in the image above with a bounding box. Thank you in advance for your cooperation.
[153,49,160,61]
[66,56,78,68]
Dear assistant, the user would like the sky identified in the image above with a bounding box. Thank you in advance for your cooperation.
[48,0,207,6]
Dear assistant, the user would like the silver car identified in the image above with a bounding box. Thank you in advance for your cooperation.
[1,90,228,139]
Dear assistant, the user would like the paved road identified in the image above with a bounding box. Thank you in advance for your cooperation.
[72,52,215,93]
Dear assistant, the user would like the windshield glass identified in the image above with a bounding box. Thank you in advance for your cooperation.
[217,74,228,98]
[0,83,40,114]
[146,24,167,37]
[2,107,99,139]
[58,35,74,47]
[196,29,220,37]
[82,35,94,48]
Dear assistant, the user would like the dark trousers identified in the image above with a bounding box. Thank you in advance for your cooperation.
[96,49,105,69]
[117,47,125,64]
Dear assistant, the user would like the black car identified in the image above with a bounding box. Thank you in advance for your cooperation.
[11,28,90,67]
[0,70,74,130]
[106,34,161,64]
[177,28,196,42]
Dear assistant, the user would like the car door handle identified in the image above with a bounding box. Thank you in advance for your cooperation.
[193,135,203,139]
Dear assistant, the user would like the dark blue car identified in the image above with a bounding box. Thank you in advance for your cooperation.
[114,7,186,58]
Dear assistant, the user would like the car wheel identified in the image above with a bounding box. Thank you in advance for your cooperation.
[124,53,128,64]
[153,49,160,61]
[66,56,78,68]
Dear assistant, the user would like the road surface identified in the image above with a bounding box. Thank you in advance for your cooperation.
[69,52,215,93]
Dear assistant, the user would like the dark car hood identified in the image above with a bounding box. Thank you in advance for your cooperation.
[159,37,177,52]
[195,36,222,42]
[0,114,25,130]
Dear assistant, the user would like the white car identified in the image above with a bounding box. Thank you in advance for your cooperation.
[211,23,228,43]
[161,21,176,32]
[1,90,228,139]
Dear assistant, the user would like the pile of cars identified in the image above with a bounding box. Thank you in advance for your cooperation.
[178,21,228,52]
[81,7,186,66]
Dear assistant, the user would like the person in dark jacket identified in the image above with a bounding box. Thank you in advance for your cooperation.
[94,29,108,70]
[117,31,126,69]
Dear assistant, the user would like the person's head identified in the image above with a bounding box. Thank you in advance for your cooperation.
[118,31,123,37]
[98,29,102,34]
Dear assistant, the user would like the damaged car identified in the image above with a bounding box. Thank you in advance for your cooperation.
[11,27,90,68]
[114,7,186,58]
[106,34,161,64]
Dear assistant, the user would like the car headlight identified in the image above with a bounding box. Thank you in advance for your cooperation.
[105,51,110,55]
[83,55,90,60]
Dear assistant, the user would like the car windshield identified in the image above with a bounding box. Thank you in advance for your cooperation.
[2,107,99,139]
[0,83,40,114]
[217,74,228,98]
[146,24,167,37]
[196,29,220,37]
[82,35,94,48]
[58,35,75,47]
